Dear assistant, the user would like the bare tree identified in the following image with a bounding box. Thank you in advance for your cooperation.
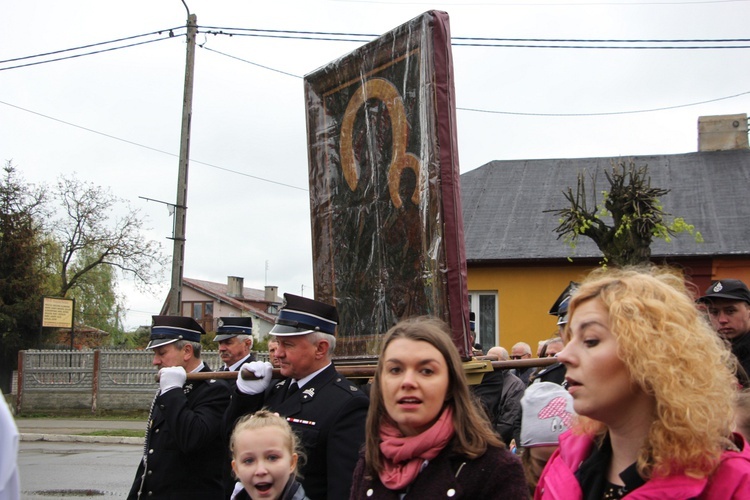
[547,160,701,267]
[52,175,168,298]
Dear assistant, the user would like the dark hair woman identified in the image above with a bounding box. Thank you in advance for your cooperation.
[349,316,528,499]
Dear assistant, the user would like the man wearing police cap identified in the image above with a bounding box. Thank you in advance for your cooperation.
[127,316,230,500]
[698,279,750,388]
[224,294,368,500]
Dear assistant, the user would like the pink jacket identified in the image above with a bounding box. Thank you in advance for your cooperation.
[536,430,750,499]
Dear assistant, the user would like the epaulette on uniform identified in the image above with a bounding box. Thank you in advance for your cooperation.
[332,375,363,396]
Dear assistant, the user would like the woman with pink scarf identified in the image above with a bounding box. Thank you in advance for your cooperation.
[349,316,528,499]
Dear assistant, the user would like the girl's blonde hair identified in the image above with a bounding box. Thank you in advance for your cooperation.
[230,409,305,474]
[364,316,502,476]
[567,266,737,479]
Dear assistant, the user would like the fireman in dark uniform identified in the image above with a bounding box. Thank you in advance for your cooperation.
[214,316,256,376]
[128,316,230,500]
[224,294,369,500]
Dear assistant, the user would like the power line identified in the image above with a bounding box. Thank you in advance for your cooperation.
[0,27,184,64]
[200,26,750,49]
[199,46,302,78]
[0,35,179,71]
[451,41,750,49]
[331,0,750,5]
[4,25,749,74]
[0,100,308,192]
[458,89,750,116]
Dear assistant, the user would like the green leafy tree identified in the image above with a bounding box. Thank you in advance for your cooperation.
[548,160,702,267]
[0,161,56,393]
[65,247,124,334]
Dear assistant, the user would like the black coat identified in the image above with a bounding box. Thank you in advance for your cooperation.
[128,364,231,500]
[531,361,567,386]
[472,370,525,446]
[731,333,750,388]
[220,353,257,499]
[225,364,369,500]
[349,441,529,499]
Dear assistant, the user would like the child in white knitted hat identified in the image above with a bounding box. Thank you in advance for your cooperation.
[520,381,575,496]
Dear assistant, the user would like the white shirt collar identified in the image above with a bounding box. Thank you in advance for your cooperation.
[293,362,331,389]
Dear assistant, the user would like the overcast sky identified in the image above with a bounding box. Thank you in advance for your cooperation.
[2,0,750,330]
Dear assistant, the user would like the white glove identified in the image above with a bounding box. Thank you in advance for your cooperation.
[159,366,186,393]
[236,361,273,395]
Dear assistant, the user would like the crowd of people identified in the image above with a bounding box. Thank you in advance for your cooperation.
[127,266,750,499]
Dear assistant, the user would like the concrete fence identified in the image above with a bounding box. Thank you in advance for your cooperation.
[15,349,268,415]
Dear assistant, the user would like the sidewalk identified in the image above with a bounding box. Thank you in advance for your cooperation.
[15,418,145,445]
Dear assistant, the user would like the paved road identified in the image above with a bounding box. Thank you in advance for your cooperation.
[19,440,143,499]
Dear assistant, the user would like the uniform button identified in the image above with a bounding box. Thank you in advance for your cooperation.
[159,405,165,409]
[148,492,153,496]
[447,488,456,497]
[366,489,373,497]
[148,449,154,455]
[147,470,152,475]
[155,429,159,433]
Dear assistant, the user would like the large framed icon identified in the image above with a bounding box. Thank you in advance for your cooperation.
[304,11,471,357]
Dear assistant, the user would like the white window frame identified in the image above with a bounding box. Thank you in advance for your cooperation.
[468,291,498,349]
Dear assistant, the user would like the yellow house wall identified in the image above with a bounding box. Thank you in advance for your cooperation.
[468,265,594,352]
[712,258,750,285]
[470,258,750,352]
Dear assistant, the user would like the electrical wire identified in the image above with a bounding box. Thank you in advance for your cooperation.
[0,36,179,72]
[458,89,750,116]
[0,100,308,192]
[200,26,750,49]
[199,46,302,78]
[0,27,184,64]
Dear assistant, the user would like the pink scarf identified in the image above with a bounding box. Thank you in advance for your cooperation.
[378,407,455,490]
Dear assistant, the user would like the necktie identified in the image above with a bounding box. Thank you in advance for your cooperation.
[286,382,299,400]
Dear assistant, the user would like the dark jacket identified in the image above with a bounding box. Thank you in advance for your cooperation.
[128,363,231,500]
[530,361,567,386]
[220,352,257,499]
[472,370,525,446]
[730,333,750,388]
[224,364,369,500]
[349,441,529,499]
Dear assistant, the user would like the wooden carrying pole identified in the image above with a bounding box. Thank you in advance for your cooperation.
[157,357,558,383]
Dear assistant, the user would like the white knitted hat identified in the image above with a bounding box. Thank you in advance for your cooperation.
[520,381,575,448]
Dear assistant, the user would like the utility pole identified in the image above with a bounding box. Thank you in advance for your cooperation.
[167,6,197,316]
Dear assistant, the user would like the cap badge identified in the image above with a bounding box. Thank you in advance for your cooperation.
[302,387,315,399]
[713,282,724,292]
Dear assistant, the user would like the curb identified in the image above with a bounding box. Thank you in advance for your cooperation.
[20,433,144,445]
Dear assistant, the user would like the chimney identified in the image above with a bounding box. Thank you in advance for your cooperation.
[698,113,749,152]
[227,276,244,298]
[265,285,278,302]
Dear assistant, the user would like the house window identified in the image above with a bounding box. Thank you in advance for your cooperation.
[182,301,214,332]
[468,292,498,349]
